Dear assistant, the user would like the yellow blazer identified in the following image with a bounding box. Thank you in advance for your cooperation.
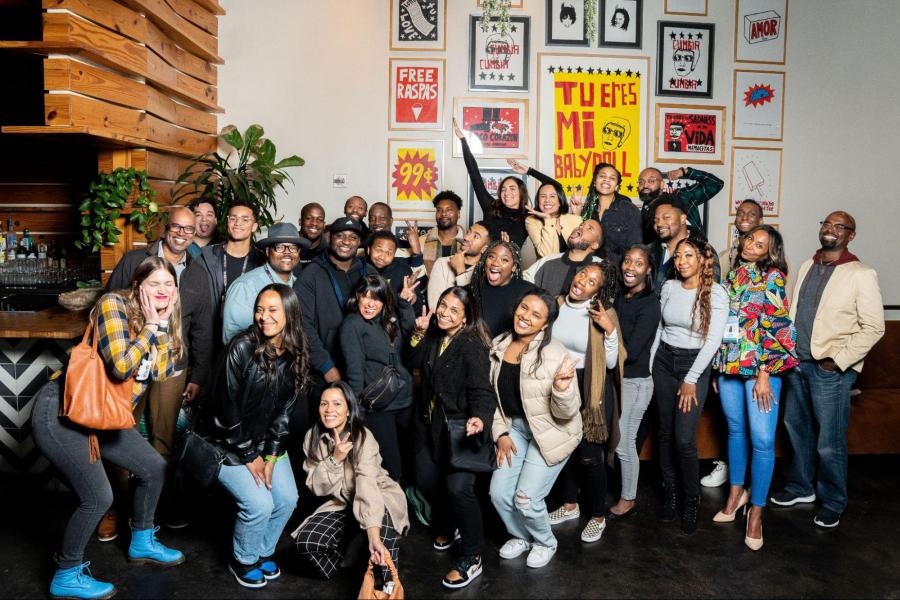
[525,214,582,259]
[789,258,885,372]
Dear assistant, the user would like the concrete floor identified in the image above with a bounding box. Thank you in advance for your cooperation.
[3,456,900,599]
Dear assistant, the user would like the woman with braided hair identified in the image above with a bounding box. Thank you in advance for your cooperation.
[547,261,625,544]
[468,239,535,338]
[649,236,727,535]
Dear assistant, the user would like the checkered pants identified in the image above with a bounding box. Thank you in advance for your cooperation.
[294,509,400,580]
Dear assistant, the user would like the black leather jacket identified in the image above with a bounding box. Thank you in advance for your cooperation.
[204,336,298,466]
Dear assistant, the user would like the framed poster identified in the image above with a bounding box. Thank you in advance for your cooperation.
[390,0,446,51]
[664,0,707,15]
[734,0,788,64]
[469,15,530,92]
[732,69,784,141]
[546,0,589,46]
[599,0,642,49]
[467,168,529,226]
[729,146,781,217]
[656,21,715,99]
[654,104,725,165]
[452,97,528,158]
[387,139,445,213]
[388,58,446,131]
[537,53,650,197]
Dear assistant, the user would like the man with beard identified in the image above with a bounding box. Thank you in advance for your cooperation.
[772,211,884,529]
[637,166,723,242]
[295,217,378,391]
[298,202,327,266]
[221,223,308,342]
[419,191,466,274]
[427,221,489,309]
[650,197,720,291]
[367,202,424,266]
[187,198,219,257]
[522,219,604,297]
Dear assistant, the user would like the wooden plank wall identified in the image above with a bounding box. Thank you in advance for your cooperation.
[0,0,224,282]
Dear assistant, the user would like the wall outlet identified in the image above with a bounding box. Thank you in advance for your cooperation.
[332,174,347,188]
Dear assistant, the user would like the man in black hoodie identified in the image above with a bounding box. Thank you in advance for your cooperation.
[650,196,720,291]
[295,217,377,396]
[366,230,426,312]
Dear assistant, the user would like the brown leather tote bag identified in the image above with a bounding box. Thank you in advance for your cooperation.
[62,322,135,460]
[357,555,404,600]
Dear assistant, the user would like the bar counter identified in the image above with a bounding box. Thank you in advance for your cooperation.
[0,306,89,339]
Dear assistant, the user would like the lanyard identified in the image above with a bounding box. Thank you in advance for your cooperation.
[222,252,250,290]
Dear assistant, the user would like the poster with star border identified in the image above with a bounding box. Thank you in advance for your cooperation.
[732,69,785,141]
[469,15,530,92]
[656,21,715,99]
[387,138,445,213]
[537,53,649,199]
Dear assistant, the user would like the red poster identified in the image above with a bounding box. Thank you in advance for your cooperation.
[394,65,439,124]
[663,112,717,155]
[462,107,521,149]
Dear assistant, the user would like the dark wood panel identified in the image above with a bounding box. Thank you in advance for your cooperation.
[0,183,79,204]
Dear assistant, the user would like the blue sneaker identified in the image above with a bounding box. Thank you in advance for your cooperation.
[128,526,185,566]
[50,562,116,599]
[228,557,267,588]
[258,556,280,580]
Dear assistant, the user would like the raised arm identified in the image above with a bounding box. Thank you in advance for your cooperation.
[455,118,492,213]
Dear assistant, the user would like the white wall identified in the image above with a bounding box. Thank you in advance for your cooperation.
[218,0,900,305]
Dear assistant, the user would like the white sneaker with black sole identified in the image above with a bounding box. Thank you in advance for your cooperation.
[770,491,817,507]
[499,538,532,559]
[700,461,729,488]
[548,504,580,525]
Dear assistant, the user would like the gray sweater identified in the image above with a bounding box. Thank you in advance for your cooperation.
[650,280,728,384]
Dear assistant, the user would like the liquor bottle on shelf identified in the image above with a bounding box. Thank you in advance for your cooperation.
[48,240,59,269]
[37,235,48,267]
[0,223,6,265]
[59,244,67,270]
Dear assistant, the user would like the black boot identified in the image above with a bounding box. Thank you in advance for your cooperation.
[682,495,700,535]
[660,482,678,523]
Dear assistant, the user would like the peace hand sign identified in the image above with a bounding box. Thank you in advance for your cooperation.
[569,189,585,215]
[399,274,420,304]
[553,355,576,392]
[414,305,433,334]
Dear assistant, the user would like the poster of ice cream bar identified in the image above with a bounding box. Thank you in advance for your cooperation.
[729,146,781,217]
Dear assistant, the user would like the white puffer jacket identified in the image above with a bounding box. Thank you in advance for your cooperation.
[490,331,583,466]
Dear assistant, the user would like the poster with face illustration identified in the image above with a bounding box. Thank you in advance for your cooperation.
[654,104,725,164]
[656,21,715,99]
[546,0,589,46]
[600,0,642,49]
[389,58,446,131]
[452,97,529,158]
[469,15,530,92]
[390,0,446,50]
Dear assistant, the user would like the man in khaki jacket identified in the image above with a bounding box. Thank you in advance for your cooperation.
[771,211,884,529]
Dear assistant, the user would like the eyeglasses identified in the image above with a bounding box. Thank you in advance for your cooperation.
[819,221,854,232]
[227,215,254,224]
[272,243,300,254]
[168,224,195,234]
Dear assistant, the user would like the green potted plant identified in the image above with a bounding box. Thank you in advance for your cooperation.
[75,167,166,252]
[173,124,305,231]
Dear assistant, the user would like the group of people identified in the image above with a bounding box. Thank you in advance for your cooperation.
[32,136,885,597]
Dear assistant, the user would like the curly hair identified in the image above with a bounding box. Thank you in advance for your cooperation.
[581,162,622,220]
[675,237,716,339]
[594,261,620,309]
[469,239,522,307]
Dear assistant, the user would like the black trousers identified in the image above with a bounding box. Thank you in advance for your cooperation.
[558,439,608,518]
[364,405,414,483]
[652,342,711,498]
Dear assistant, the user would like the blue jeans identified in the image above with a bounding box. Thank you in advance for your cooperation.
[718,375,782,507]
[218,455,299,565]
[783,361,857,514]
[489,418,569,549]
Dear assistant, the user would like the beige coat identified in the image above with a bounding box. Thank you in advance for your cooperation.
[490,331,583,466]
[525,214,583,259]
[292,428,410,535]
[789,258,885,372]
[427,257,475,310]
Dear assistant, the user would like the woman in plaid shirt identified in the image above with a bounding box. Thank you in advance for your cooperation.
[31,257,185,599]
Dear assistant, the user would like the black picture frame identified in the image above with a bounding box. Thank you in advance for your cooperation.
[599,0,643,49]
[469,15,530,92]
[656,20,715,99]
[546,0,590,46]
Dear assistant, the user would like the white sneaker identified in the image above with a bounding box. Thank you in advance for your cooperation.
[499,538,532,559]
[580,518,606,543]
[525,544,557,568]
[701,461,728,488]
[548,504,580,525]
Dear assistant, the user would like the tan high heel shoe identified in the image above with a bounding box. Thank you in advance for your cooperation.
[745,507,764,551]
[713,488,750,523]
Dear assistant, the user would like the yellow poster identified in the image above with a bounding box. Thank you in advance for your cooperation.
[538,54,648,198]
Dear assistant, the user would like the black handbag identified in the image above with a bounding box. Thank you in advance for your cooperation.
[175,406,224,487]
[443,408,496,473]
[360,345,406,411]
